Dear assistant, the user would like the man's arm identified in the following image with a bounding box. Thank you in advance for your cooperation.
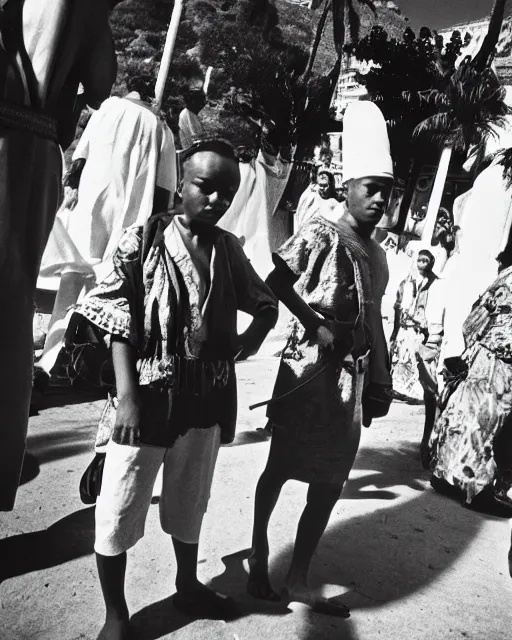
[111,338,141,447]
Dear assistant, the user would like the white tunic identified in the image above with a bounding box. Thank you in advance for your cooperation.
[40,96,176,286]
[441,161,512,360]
[217,149,292,280]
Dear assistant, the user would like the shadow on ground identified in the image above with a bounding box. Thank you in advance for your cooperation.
[31,387,107,416]
[0,507,95,583]
[209,443,491,640]
[129,597,201,639]
[130,594,291,639]
[2,442,495,640]
[25,426,95,467]
[19,453,41,486]
[224,429,271,448]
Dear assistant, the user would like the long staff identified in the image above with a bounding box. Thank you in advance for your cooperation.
[154,0,184,109]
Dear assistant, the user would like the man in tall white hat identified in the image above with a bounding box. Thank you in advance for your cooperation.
[246,101,394,617]
[341,100,395,408]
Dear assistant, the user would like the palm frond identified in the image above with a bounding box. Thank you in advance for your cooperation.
[413,61,511,152]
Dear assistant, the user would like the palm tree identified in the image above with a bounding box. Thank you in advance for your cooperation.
[413,0,510,245]
[303,0,376,83]
[473,0,508,71]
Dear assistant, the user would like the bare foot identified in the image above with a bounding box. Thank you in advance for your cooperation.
[173,580,239,620]
[245,556,281,602]
[97,616,130,640]
[282,585,350,618]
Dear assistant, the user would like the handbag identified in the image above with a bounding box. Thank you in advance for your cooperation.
[64,312,115,390]
[79,452,106,505]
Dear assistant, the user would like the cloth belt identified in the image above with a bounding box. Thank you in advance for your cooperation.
[140,355,232,396]
[171,355,231,395]
[0,100,58,143]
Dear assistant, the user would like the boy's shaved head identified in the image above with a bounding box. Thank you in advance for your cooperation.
[179,146,240,230]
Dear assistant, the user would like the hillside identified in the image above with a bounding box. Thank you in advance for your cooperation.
[64,0,408,161]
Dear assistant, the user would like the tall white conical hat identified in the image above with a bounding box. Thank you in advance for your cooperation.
[342,101,393,183]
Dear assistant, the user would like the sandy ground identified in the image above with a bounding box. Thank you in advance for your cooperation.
[1,350,512,640]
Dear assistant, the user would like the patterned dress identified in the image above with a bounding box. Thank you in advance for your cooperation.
[430,266,512,503]
[391,273,438,402]
[267,216,390,485]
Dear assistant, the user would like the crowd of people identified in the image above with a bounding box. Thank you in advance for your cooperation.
[2,3,512,640]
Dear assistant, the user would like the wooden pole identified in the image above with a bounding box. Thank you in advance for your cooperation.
[421,145,452,246]
[154,0,184,109]
[303,0,331,86]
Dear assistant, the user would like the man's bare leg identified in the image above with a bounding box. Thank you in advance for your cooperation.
[247,463,287,601]
[96,552,130,640]
[283,481,350,617]
[172,537,238,619]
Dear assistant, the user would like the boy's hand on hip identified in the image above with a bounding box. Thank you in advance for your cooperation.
[113,393,141,447]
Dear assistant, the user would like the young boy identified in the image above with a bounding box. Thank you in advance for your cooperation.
[247,102,393,617]
[73,138,278,640]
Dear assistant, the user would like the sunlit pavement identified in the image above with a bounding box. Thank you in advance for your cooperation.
[1,353,511,640]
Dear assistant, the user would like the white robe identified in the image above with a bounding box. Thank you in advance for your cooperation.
[178,108,204,149]
[39,96,176,287]
[37,96,176,375]
[441,161,512,361]
[218,149,292,280]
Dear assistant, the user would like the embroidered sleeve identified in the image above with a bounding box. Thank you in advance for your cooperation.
[274,218,320,278]
[74,225,143,344]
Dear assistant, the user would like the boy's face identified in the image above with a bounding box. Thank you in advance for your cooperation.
[181,151,241,228]
[417,254,432,274]
[317,174,332,200]
[346,176,394,228]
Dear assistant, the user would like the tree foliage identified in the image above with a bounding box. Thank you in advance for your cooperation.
[351,26,472,175]
[107,0,406,158]
[414,62,509,155]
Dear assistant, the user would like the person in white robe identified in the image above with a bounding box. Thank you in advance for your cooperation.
[217,146,293,280]
[37,89,177,376]
[440,159,512,366]
[178,75,206,149]
[295,169,341,231]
